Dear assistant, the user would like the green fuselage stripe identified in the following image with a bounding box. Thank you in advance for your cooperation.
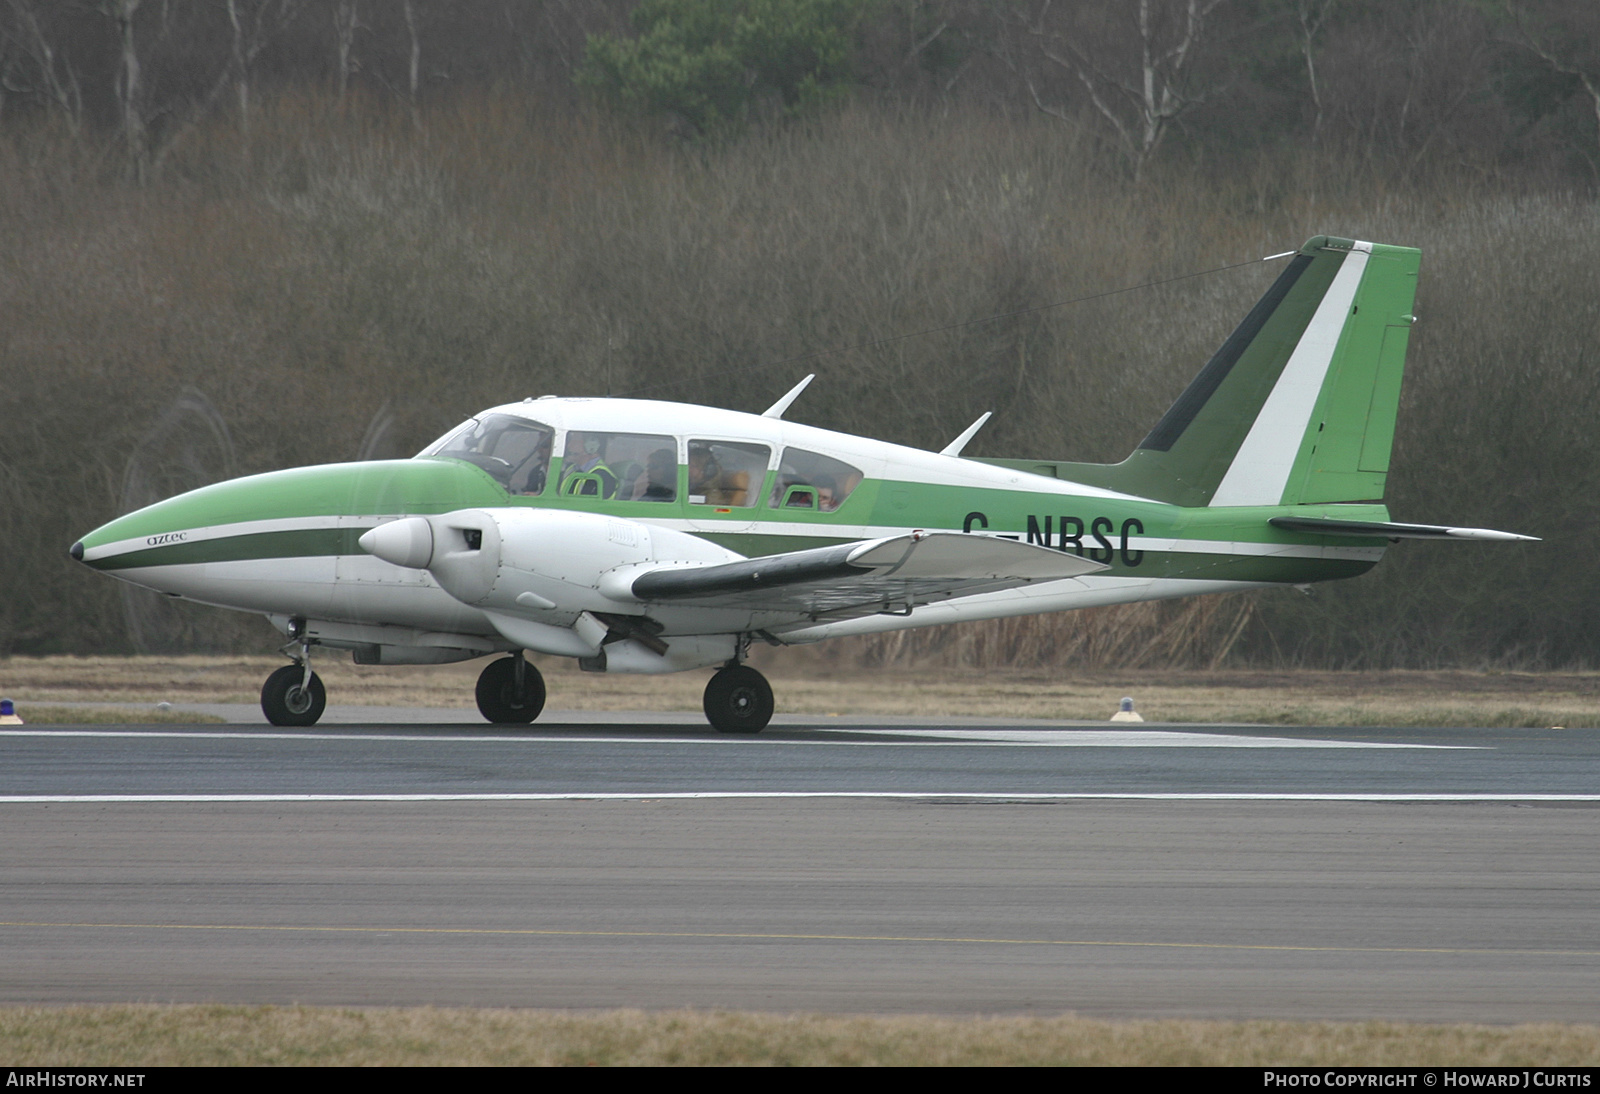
[92,523,1374,587]
[85,457,1386,589]
[91,529,364,571]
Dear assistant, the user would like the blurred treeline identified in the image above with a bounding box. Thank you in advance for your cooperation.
[1,0,1595,667]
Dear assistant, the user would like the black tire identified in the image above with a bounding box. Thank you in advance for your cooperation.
[261,664,326,727]
[475,656,546,724]
[703,665,773,734]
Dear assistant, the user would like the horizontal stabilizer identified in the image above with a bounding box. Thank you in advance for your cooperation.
[1270,517,1538,542]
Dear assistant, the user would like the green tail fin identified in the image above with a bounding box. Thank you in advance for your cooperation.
[981,236,1421,507]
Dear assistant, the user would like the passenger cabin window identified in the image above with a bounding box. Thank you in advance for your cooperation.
[688,441,770,508]
[431,414,553,495]
[771,449,863,512]
[559,431,677,502]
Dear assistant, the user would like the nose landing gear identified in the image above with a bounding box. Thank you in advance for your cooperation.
[261,630,325,726]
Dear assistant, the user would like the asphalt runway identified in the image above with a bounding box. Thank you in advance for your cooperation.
[3,715,1598,1021]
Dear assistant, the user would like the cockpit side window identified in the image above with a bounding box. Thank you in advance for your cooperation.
[770,449,863,512]
[687,441,770,508]
[431,414,554,495]
[559,431,677,502]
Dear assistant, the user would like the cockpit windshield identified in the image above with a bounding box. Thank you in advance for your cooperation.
[427,414,553,495]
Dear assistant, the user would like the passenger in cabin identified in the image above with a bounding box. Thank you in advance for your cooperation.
[635,448,677,502]
[689,441,768,506]
[770,450,863,511]
[687,443,723,502]
[814,474,839,512]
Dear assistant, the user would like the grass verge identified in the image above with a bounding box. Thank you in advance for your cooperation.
[5,1005,1600,1066]
[3,705,224,725]
[2,656,1597,728]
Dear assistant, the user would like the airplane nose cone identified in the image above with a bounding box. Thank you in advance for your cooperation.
[69,540,84,562]
[360,517,435,569]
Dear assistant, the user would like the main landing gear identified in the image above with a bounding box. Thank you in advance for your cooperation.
[703,664,774,734]
[256,627,762,732]
[261,631,326,727]
[476,653,547,724]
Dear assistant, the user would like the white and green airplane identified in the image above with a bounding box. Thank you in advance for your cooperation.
[72,235,1534,731]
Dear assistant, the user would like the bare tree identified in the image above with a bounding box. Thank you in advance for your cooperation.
[1,0,86,131]
[218,0,304,132]
[1312,2,1502,172]
[78,0,307,179]
[402,0,419,123]
[146,0,304,172]
[333,0,358,100]
[99,0,146,179]
[1288,0,1337,138]
[1495,0,1600,172]
[1005,0,1229,180]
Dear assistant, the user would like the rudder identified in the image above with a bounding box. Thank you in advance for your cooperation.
[980,236,1421,508]
[1208,238,1419,507]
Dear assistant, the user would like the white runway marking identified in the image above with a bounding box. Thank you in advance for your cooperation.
[0,728,1475,750]
[0,792,1587,804]
[860,728,1472,749]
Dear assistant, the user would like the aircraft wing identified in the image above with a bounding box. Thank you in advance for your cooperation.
[626,531,1107,618]
[1268,517,1538,542]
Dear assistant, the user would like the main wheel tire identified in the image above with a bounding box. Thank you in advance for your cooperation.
[261,664,327,727]
[703,665,773,734]
[475,656,546,724]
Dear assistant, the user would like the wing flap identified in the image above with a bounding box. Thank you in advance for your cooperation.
[628,532,1106,617]
[844,532,1109,579]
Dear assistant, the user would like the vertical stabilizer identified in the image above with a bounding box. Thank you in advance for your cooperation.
[985,236,1421,507]
[1205,239,1419,506]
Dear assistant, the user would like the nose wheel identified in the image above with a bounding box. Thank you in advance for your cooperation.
[703,665,773,733]
[476,654,546,724]
[261,663,326,727]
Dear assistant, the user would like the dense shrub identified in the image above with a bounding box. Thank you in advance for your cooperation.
[0,94,1590,665]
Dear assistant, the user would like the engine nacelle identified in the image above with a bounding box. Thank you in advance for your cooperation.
[359,507,741,641]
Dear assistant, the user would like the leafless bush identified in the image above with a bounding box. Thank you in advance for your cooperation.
[0,92,1590,667]
[839,595,1257,670]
